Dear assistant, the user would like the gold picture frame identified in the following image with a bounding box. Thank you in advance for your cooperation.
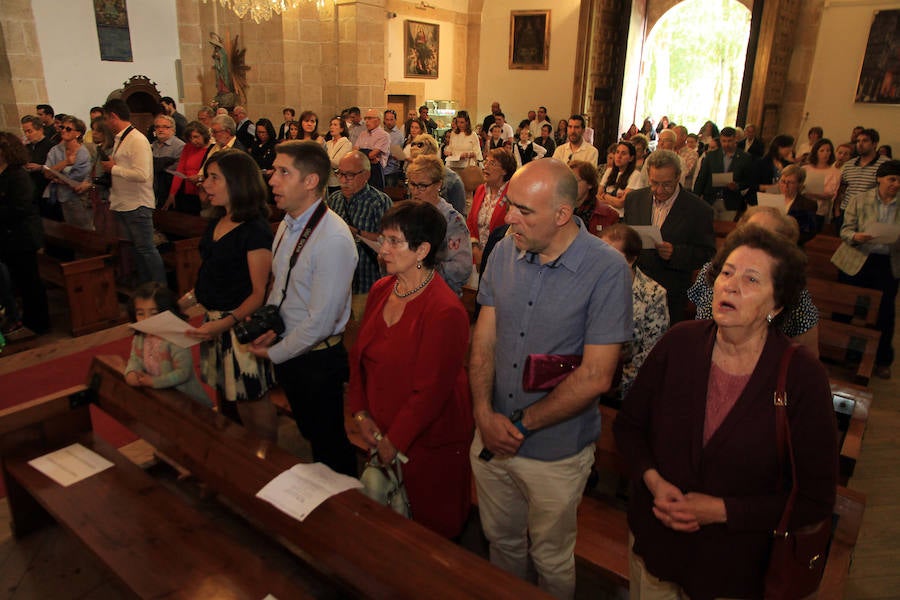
[405,20,439,79]
[509,10,550,70]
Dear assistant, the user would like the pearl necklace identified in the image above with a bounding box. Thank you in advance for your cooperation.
[393,269,435,298]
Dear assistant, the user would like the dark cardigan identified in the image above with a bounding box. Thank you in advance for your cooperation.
[614,320,837,600]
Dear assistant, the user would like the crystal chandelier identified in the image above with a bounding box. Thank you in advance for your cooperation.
[203,0,327,24]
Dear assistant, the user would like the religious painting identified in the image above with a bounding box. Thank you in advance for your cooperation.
[509,11,550,70]
[93,0,133,62]
[855,9,900,104]
[405,20,439,79]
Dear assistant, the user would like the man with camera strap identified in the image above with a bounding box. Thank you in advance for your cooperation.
[248,141,359,477]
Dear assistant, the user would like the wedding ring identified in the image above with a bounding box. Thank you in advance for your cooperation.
[374,432,383,442]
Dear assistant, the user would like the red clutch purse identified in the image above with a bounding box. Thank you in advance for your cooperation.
[522,354,582,392]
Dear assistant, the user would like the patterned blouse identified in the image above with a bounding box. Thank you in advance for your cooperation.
[621,267,670,398]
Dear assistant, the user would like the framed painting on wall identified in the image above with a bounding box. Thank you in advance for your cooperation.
[509,10,550,70]
[405,20,439,79]
[855,9,900,104]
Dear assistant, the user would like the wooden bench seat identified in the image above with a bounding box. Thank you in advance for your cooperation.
[153,211,209,296]
[830,380,873,487]
[804,234,841,281]
[818,319,881,385]
[38,219,124,336]
[86,355,549,599]
[575,497,630,587]
[0,387,319,599]
[808,277,881,328]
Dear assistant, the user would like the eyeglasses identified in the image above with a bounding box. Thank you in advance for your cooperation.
[407,180,437,190]
[649,181,677,192]
[410,142,425,148]
[61,126,78,132]
[335,169,364,179]
[377,235,408,248]
[154,124,173,129]
[483,159,499,168]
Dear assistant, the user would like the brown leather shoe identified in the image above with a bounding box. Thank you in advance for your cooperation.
[874,366,892,379]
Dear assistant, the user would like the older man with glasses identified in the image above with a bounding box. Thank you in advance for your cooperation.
[151,114,184,207]
[624,149,715,323]
[327,151,393,320]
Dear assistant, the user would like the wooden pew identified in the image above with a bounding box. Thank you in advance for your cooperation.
[86,355,549,599]
[804,234,841,281]
[830,380,873,487]
[818,319,881,385]
[817,486,867,600]
[153,211,209,296]
[0,386,321,599]
[807,277,881,328]
[37,219,125,336]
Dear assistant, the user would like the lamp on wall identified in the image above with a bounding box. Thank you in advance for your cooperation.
[202,0,328,24]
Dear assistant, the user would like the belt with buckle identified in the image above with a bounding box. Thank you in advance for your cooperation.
[310,334,343,352]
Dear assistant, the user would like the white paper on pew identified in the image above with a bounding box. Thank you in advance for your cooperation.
[130,310,200,348]
[447,154,462,162]
[165,168,188,179]
[256,462,363,522]
[632,225,663,249]
[389,143,406,160]
[711,172,733,187]
[756,193,786,213]
[863,222,900,245]
[28,443,114,487]
[804,170,826,195]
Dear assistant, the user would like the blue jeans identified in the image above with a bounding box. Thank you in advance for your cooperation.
[114,206,166,284]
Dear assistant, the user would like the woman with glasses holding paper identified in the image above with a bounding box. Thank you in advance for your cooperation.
[833,160,900,380]
[348,201,474,537]
[44,116,93,230]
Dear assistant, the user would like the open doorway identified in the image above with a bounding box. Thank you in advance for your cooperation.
[634,0,751,134]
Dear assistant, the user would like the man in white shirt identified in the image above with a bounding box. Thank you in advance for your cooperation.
[552,114,599,165]
[249,141,359,476]
[101,99,166,284]
[529,106,552,140]
[494,113,515,143]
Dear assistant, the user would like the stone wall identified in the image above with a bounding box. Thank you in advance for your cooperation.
[0,0,48,130]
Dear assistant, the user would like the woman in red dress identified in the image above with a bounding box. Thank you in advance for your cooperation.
[348,201,474,538]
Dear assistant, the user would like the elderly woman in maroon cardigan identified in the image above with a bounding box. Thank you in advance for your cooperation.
[614,225,837,600]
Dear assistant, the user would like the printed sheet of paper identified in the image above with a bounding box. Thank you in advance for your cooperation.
[28,443,115,487]
[256,462,363,522]
[165,168,189,179]
[130,310,200,348]
[864,222,900,245]
[756,192,786,213]
[390,143,406,160]
[803,170,826,195]
[711,172,733,187]
[632,225,663,249]
[41,165,81,188]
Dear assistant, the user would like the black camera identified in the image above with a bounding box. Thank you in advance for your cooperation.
[233,305,285,345]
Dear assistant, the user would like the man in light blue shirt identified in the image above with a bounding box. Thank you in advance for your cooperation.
[470,158,632,598]
[249,141,359,476]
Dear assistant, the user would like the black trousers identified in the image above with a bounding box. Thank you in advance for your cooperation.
[1,250,49,332]
[273,343,358,476]
[839,253,898,366]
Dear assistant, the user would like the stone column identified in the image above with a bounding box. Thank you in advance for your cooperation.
[0,0,50,129]
[335,0,387,110]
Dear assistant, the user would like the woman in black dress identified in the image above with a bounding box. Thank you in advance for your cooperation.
[182,150,277,439]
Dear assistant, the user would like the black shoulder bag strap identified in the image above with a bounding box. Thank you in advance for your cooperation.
[273,201,329,310]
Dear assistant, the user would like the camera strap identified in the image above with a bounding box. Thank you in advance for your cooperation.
[273,200,328,310]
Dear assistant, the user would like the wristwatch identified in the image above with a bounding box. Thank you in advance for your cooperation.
[509,409,532,438]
